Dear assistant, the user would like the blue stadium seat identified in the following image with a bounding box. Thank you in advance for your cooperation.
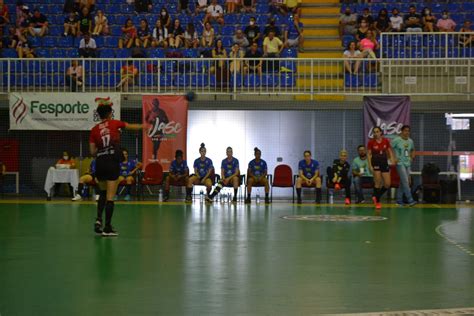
[447,48,460,58]
[230,74,242,87]
[256,15,268,26]
[160,75,173,87]
[28,37,42,47]
[244,74,261,88]
[221,25,235,36]
[66,49,79,58]
[345,74,361,88]
[191,74,208,87]
[261,74,278,87]
[196,60,211,73]
[342,35,355,48]
[363,73,378,88]
[224,15,238,25]
[460,47,474,58]
[94,37,105,47]
[281,48,297,58]
[222,37,233,47]
[139,74,157,87]
[239,15,251,25]
[57,37,74,47]
[115,49,130,58]
[105,36,119,47]
[49,25,63,36]
[183,49,199,58]
[149,49,165,58]
[100,50,115,58]
[279,74,295,87]
[42,37,57,47]
[280,60,296,72]
[256,3,269,14]
[103,74,119,87]
[1,49,18,58]
[162,60,176,72]
[111,25,123,36]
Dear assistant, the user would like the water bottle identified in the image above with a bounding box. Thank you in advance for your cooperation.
[329,189,334,204]
[256,193,260,204]
[158,189,163,202]
[226,193,230,203]
[200,190,204,202]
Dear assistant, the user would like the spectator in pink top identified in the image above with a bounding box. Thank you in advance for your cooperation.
[437,11,456,32]
[359,29,378,59]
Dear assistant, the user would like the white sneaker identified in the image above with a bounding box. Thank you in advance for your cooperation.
[95,195,100,201]
[72,194,82,201]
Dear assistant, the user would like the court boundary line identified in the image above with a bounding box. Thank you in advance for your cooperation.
[330,306,474,315]
[435,222,474,257]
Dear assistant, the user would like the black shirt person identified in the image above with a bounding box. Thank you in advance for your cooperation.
[145,98,169,160]
[327,150,351,204]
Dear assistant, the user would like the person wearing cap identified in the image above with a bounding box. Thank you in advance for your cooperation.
[246,147,270,204]
[327,150,352,205]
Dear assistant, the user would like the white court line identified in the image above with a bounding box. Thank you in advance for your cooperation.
[330,306,474,315]
[435,222,474,257]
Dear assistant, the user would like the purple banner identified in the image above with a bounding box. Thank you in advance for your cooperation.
[363,96,411,144]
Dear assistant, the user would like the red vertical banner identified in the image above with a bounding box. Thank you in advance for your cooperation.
[142,95,188,171]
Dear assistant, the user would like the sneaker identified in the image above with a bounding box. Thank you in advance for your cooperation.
[72,194,82,201]
[344,198,351,205]
[245,197,251,204]
[395,201,404,207]
[408,201,417,207]
[375,202,382,210]
[102,226,118,237]
[163,195,169,202]
[124,194,131,201]
[185,195,192,203]
[94,220,102,235]
[334,183,341,191]
[205,195,213,203]
[297,198,302,204]
[265,197,270,204]
[95,195,100,201]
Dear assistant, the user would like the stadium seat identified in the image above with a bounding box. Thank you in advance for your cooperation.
[159,75,173,87]
[279,74,295,87]
[57,37,74,47]
[100,50,115,58]
[230,74,242,87]
[1,49,18,58]
[222,37,233,48]
[256,3,269,14]
[280,60,297,73]
[115,49,130,58]
[105,36,119,48]
[363,73,378,88]
[191,75,208,87]
[149,49,165,58]
[221,25,235,36]
[261,74,278,87]
[256,15,268,26]
[344,74,361,88]
[224,15,238,25]
[281,48,297,58]
[42,37,57,47]
[244,74,261,88]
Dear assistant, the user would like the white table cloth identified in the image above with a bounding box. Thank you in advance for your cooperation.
[44,167,79,198]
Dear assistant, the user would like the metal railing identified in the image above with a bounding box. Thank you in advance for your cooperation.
[380,32,474,59]
[0,57,473,97]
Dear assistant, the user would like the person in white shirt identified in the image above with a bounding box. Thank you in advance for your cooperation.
[204,0,224,25]
[343,41,361,74]
[79,33,97,57]
[195,0,208,14]
[389,8,403,32]
[151,19,169,48]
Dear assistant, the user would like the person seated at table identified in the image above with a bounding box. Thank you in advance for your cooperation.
[117,148,142,201]
[164,149,189,201]
[72,158,98,201]
[54,151,76,197]
[327,149,352,205]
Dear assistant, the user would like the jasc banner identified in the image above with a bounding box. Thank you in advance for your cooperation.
[142,95,188,171]
[363,96,411,144]
[9,93,121,130]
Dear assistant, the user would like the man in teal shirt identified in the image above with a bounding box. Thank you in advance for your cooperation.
[391,125,416,206]
[352,145,373,203]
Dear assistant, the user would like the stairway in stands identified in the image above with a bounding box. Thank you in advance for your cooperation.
[297,0,344,101]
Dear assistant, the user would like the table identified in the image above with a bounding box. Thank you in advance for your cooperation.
[410,171,460,200]
[44,168,79,199]
[4,171,20,194]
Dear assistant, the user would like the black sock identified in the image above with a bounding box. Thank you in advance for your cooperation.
[316,188,322,202]
[373,188,378,200]
[125,185,131,195]
[296,188,302,199]
[265,193,269,198]
[233,188,238,198]
[186,187,192,197]
[97,190,106,222]
[77,183,84,195]
[105,201,115,227]
[210,181,223,198]
[374,188,381,202]
[380,187,388,197]
[164,190,170,197]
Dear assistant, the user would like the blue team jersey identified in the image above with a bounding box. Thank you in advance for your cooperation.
[221,157,239,177]
[120,160,137,176]
[248,159,267,177]
[298,159,319,179]
[193,157,214,178]
[170,159,188,175]
[90,159,96,175]
[287,22,303,39]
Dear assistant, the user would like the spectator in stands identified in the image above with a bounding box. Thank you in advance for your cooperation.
[179,0,191,15]
[16,40,35,58]
[79,33,97,57]
[284,13,304,53]
[339,7,357,40]
[422,7,436,32]
[355,18,369,41]
[78,7,92,36]
[28,8,48,37]
[389,8,403,32]
[244,42,262,76]
[63,0,79,14]
[168,19,184,48]
[210,39,227,74]
[56,151,77,168]
[118,18,137,49]
[92,9,108,36]
[184,23,199,49]
[241,0,255,14]
[151,19,168,48]
[436,11,456,32]
[264,18,281,39]
[244,17,261,44]
[404,6,423,32]
[374,9,391,34]
[135,19,151,48]
[352,145,372,204]
[359,29,378,59]
[201,21,215,48]
[117,60,138,92]
[226,0,239,14]
[195,0,208,15]
[160,8,171,29]
[66,60,83,91]
[16,3,30,28]
[343,41,361,74]
[64,12,79,37]
[269,0,285,16]
[79,0,95,12]
[204,0,224,26]
[229,43,245,74]
[263,30,283,57]
[459,21,473,47]
[135,0,152,13]
[3,27,19,49]
[357,8,373,27]
[233,29,249,48]
[0,0,9,34]
[283,0,301,16]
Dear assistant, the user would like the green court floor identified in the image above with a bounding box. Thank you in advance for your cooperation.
[0,200,473,315]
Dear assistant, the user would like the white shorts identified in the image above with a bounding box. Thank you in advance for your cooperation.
[287,37,299,47]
